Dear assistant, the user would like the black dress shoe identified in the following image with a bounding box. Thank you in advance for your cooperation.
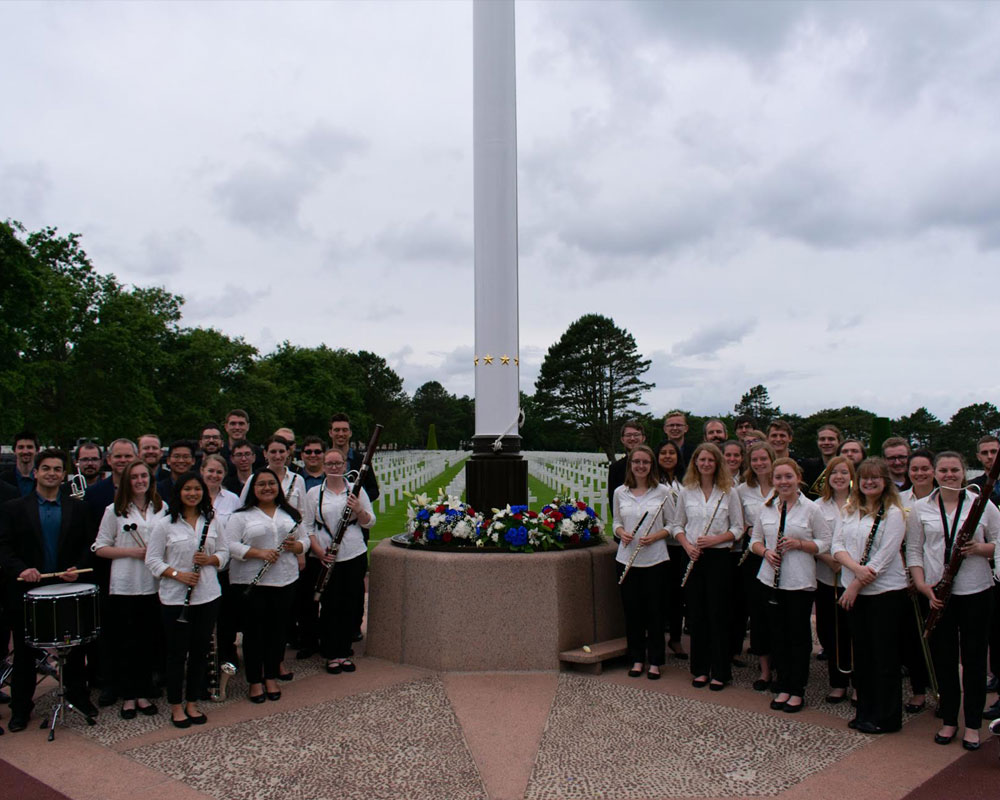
[278,671,294,682]
[0,689,10,704]
[770,699,787,711]
[138,702,158,716]
[340,659,356,673]
[752,679,770,692]
[647,670,661,681]
[783,700,805,713]
[825,692,848,704]
[983,699,1000,720]
[8,714,29,732]
[692,677,709,688]
[171,715,191,729]
[857,721,898,735]
[120,705,137,720]
[186,712,207,725]
[905,701,926,714]
[934,731,956,745]
[847,717,860,730]
[266,691,281,701]
[249,692,266,704]
[962,738,981,751]
[986,674,998,692]
[709,681,725,692]
[627,667,643,678]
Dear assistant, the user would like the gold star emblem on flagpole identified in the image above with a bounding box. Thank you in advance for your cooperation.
[514,357,519,366]
[474,357,479,366]
[483,354,494,365]
[500,355,510,365]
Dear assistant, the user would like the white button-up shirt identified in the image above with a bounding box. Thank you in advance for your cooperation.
[146,514,229,606]
[814,497,846,586]
[613,484,673,567]
[94,503,165,595]
[671,485,744,548]
[239,470,307,518]
[750,493,831,591]
[303,482,374,563]
[832,504,907,594]
[227,507,310,588]
[905,488,1000,595]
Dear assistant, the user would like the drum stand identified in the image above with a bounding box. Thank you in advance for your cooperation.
[42,644,96,741]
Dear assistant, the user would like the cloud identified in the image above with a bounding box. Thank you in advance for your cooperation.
[372,213,472,264]
[212,122,367,236]
[130,228,201,277]
[182,284,270,321]
[0,161,52,219]
[672,321,756,358]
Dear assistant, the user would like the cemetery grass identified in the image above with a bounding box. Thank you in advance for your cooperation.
[368,456,469,552]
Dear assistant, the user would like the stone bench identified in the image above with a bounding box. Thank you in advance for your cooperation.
[559,637,627,675]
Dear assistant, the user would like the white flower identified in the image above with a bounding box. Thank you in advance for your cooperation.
[406,506,415,521]
[571,510,587,523]
[560,519,575,535]
[414,493,430,506]
[430,513,445,527]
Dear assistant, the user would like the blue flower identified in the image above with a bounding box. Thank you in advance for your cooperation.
[427,529,437,541]
[445,508,460,517]
[504,526,528,547]
[416,509,431,521]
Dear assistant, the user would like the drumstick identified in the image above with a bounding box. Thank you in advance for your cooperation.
[17,567,94,581]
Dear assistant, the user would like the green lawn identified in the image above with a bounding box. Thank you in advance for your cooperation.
[368,456,469,552]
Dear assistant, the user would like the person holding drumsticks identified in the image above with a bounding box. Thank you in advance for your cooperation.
[145,472,228,728]
[94,460,165,719]
[0,449,95,732]
[227,469,308,703]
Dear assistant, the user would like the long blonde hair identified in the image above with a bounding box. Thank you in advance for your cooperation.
[820,456,855,503]
[743,441,776,488]
[682,442,733,492]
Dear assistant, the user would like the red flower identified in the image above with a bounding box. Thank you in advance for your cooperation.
[576,501,587,510]
[542,521,555,530]
[442,531,453,543]
[570,534,580,544]
[526,510,538,518]
[435,505,446,513]
[412,530,422,539]
[513,513,522,521]
[466,507,476,515]
[551,511,563,521]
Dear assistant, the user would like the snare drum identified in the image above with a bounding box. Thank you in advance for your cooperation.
[24,583,101,647]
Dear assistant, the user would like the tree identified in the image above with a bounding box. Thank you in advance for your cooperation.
[352,351,415,447]
[533,314,653,460]
[412,381,472,450]
[939,403,1000,461]
[794,407,877,458]
[894,407,944,450]
[733,385,781,428]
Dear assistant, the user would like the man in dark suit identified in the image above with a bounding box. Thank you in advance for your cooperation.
[0,431,40,496]
[0,449,95,731]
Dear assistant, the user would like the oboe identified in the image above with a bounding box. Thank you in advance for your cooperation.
[244,522,300,596]
[178,511,214,624]
[314,424,383,602]
[768,500,788,606]
[680,491,727,589]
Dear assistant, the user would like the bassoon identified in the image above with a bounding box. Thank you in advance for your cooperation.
[313,424,383,602]
[923,452,1000,638]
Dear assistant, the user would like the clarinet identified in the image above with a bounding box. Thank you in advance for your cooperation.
[768,500,788,606]
[314,424,383,602]
[178,510,214,624]
[859,504,885,567]
[924,452,1000,637]
[244,521,301,596]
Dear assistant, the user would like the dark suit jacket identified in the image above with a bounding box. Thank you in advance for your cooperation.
[0,491,93,588]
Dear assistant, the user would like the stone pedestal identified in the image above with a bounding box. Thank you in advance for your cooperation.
[366,541,624,671]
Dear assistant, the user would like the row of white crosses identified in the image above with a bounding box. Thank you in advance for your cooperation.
[370,451,469,513]
[524,452,611,521]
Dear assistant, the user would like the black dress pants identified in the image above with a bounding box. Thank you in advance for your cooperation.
[851,589,906,731]
[930,587,994,729]
[617,560,667,666]
[685,549,732,682]
[241,583,295,683]
[319,553,367,660]
[766,587,814,697]
[161,599,219,705]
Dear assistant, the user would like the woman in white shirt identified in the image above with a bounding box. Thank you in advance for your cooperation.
[833,457,907,734]
[906,451,1000,750]
[673,443,744,691]
[750,458,831,712]
[657,441,686,659]
[814,456,855,703]
[201,452,242,670]
[201,454,241,519]
[146,472,229,728]
[738,442,777,691]
[227,469,308,704]
[897,450,936,715]
[304,448,375,674]
[613,445,673,679]
[94,460,165,720]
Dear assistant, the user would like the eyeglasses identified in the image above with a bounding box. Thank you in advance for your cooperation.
[303,449,323,455]
[885,456,908,462]
[77,457,101,463]
[232,452,254,459]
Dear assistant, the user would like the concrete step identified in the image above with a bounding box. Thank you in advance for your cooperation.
[559,637,627,675]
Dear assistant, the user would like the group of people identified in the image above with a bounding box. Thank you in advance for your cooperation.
[0,411,379,734]
[610,412,1000,749]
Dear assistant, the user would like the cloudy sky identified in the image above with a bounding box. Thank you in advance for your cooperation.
[4,1,999,422]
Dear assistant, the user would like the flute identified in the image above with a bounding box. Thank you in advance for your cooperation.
[618,492,674,585]
[18,567,94,581]
[680,492,727,588]
[244,522,301,596]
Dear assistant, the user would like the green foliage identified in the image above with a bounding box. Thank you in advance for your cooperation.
[733,384,781,427]
[353,350,416,447]
[894,407,944,450]
[533,314,653,460]
[412,381,472,450]
[426,423,439,450]
[937,403,1000,461]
